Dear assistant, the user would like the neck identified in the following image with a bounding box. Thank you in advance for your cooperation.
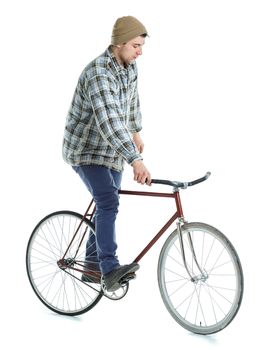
[111,45,125,67]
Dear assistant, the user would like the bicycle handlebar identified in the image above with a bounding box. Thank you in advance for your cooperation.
[151,171,211,189]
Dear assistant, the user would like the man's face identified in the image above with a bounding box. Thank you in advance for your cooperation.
[117,36,145,65]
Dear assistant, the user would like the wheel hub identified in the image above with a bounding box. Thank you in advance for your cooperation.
[191,271,208,284]
[57,258,75,269]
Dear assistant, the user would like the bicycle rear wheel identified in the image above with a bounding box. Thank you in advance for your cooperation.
[26,211,103,316]
[158,222,243,334]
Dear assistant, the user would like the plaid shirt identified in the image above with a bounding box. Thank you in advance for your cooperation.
[62,47,143,172]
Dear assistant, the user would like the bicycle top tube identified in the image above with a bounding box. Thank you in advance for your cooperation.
[151,171,211,189]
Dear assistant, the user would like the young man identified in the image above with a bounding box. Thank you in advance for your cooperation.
[62,16,151,292]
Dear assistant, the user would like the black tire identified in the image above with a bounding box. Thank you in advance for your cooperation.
[26,210,103,316]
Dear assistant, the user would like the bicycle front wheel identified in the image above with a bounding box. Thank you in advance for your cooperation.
[26,211,103,316]
[158,222,243,335]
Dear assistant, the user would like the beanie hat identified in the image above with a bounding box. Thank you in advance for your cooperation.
[111,16,148,45]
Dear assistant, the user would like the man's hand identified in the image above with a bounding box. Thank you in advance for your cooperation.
[132,133,144,154]
[132,160,151,185]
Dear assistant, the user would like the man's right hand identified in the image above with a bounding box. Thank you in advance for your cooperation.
[132,160,152,186]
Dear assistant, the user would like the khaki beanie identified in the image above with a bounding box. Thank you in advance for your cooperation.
[111,16,148,45]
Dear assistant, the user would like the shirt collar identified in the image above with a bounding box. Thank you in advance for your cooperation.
[105,46,131,74]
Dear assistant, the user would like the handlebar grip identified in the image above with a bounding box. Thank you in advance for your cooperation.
[151,171,211,188]
[188,172,211,186]
[151,179,175,186]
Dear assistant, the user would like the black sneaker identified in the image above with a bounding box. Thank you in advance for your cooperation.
[103,263,140,292]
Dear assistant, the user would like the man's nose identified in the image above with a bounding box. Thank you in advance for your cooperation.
[137,47,142,56]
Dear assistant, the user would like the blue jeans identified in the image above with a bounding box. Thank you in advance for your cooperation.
[73,165,122,274]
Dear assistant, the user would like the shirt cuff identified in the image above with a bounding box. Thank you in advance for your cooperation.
[129,126,143,134]
[128,153,143,165]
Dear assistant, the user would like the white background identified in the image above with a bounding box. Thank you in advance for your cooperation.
[1,0,272,349]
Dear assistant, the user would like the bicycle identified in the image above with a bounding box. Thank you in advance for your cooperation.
[26,171,244,335]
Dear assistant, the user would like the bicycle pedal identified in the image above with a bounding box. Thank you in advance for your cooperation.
[120,273,136,284]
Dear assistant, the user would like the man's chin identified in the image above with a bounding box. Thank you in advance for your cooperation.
[124,58,136,66]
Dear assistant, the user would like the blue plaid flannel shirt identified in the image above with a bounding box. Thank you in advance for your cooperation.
[62,47,143,172]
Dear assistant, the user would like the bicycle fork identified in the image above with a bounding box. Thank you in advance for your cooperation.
[177,220,208,283]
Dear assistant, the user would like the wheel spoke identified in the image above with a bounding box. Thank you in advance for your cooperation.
[194,284,207,327]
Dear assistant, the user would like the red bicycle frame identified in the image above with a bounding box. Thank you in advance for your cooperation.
[80,188,185,264]
[60,172,211,278]
[62,172,211,265]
